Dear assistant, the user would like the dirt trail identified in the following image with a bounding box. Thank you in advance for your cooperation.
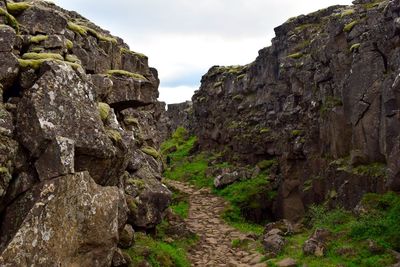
[165,180,267,267]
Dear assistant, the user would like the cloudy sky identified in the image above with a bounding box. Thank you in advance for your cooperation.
[53,0,353,104]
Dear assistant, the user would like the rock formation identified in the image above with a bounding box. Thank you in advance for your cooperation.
[175,0,400,221]
[0,0,171,265]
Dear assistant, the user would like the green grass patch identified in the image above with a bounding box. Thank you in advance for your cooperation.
[125,232,191,267]
[271,195,399,266]
[120,47,147,58]
[141,146,160,159]
[170,190,190,219]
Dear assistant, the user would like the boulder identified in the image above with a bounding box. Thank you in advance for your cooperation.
[276,258,297,267]
[303,228,332,257]
[118,224,135,249]
[262,228,286,255]
[0,171,126,266]
[0,25,16,52]
[16,61,124,185]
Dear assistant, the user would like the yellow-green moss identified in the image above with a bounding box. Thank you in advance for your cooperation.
[350,43,361,52]
[127,178,145,190]
[107,70,147,81]
[97,102,110,121]
[232,94,243,101]
[66,39,74,50]
[6,2,31,14]
[29,35,48,44]
[141,146,160,159]
[18,58,81,70]
[0,7,19,32]
[287,52,304,59]
[22,52,63,61]
[340,9,355,18]
[67,21,87,36]
[291,129,303,137]
[120,48,147,59]
[343,20,359,33]
[124,115,139,126]
[106,129,122,143]
[213,81,223,88]
[259,128,270,134]
[85,27,117,43]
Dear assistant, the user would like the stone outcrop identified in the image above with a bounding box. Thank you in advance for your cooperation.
[184,0,400,221]
[166,101,193,135]
[0,0,170,265]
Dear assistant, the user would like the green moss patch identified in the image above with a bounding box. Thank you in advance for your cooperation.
[0,7,19,32]
[343,20,359,33]
[97,102,110,121]
[29,35,48,44]
[6,2,31,14]
[106,129,122,143]
[120,48,147,59]
[141,146,160,159]
[66,39,74,50]
[22,52,63,61]
[107,69,147,81]
[287,52,304,59]
[350,43,361,52]
[67,21,87,36]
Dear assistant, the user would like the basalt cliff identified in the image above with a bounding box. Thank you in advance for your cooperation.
[168,0,400,221]
[0,0,171,266]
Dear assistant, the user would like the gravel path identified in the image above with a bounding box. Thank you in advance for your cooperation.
[165,180,267,267]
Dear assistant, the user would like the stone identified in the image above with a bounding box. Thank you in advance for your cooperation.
[277,258,297,267]
[214,171,240,189]
[303,228,332,257]
[262,229,286,255]
[35,136,75,180]
[18,5,68,34]
[0,172,125,266]
[112,248,131,267]
[0,25,16,52]
[16,61,123,185]
[119,224,135,249]
[106,75,159,110]
[0,52,19,89]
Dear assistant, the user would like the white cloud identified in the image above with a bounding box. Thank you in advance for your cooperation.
[53,0,353,103]
[159,85,199,105]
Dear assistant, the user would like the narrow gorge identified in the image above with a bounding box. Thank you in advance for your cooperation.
[0,0,399,266]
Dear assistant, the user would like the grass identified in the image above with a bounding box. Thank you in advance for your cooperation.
[170,189,190,219]
[269,194,399,266]
[18,58,81,70]
[331,157,387,178]
[107,69,147,81]
[67,21,87,36]
[162,127,273,235]
[120,48,147,59]
[125,232,192,267]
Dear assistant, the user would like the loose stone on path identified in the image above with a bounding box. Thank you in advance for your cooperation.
[166,180,267,267]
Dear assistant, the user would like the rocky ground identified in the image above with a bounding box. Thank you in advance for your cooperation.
[166,180,266,267]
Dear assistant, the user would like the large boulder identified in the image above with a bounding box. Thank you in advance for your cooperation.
[0,171,126,266]
[16,61,124,185]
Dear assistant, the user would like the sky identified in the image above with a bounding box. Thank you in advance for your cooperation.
[52,0,353,104]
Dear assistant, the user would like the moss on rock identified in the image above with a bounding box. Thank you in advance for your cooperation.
[22,52,63,61]
[97,102,110,121]
[107,70,147,81]
[6,2,31,14]
[29,35,48,44]
[141,146,160,159]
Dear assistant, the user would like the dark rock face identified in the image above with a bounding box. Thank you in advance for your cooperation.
[166,101,193,135]
[188,0,400,220]
[0,0,170,265]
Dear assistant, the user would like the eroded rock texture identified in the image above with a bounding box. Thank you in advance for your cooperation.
[188,0,400,220]
[0,0,170,265]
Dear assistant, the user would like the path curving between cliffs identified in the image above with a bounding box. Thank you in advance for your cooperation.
[165,180,267,267]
